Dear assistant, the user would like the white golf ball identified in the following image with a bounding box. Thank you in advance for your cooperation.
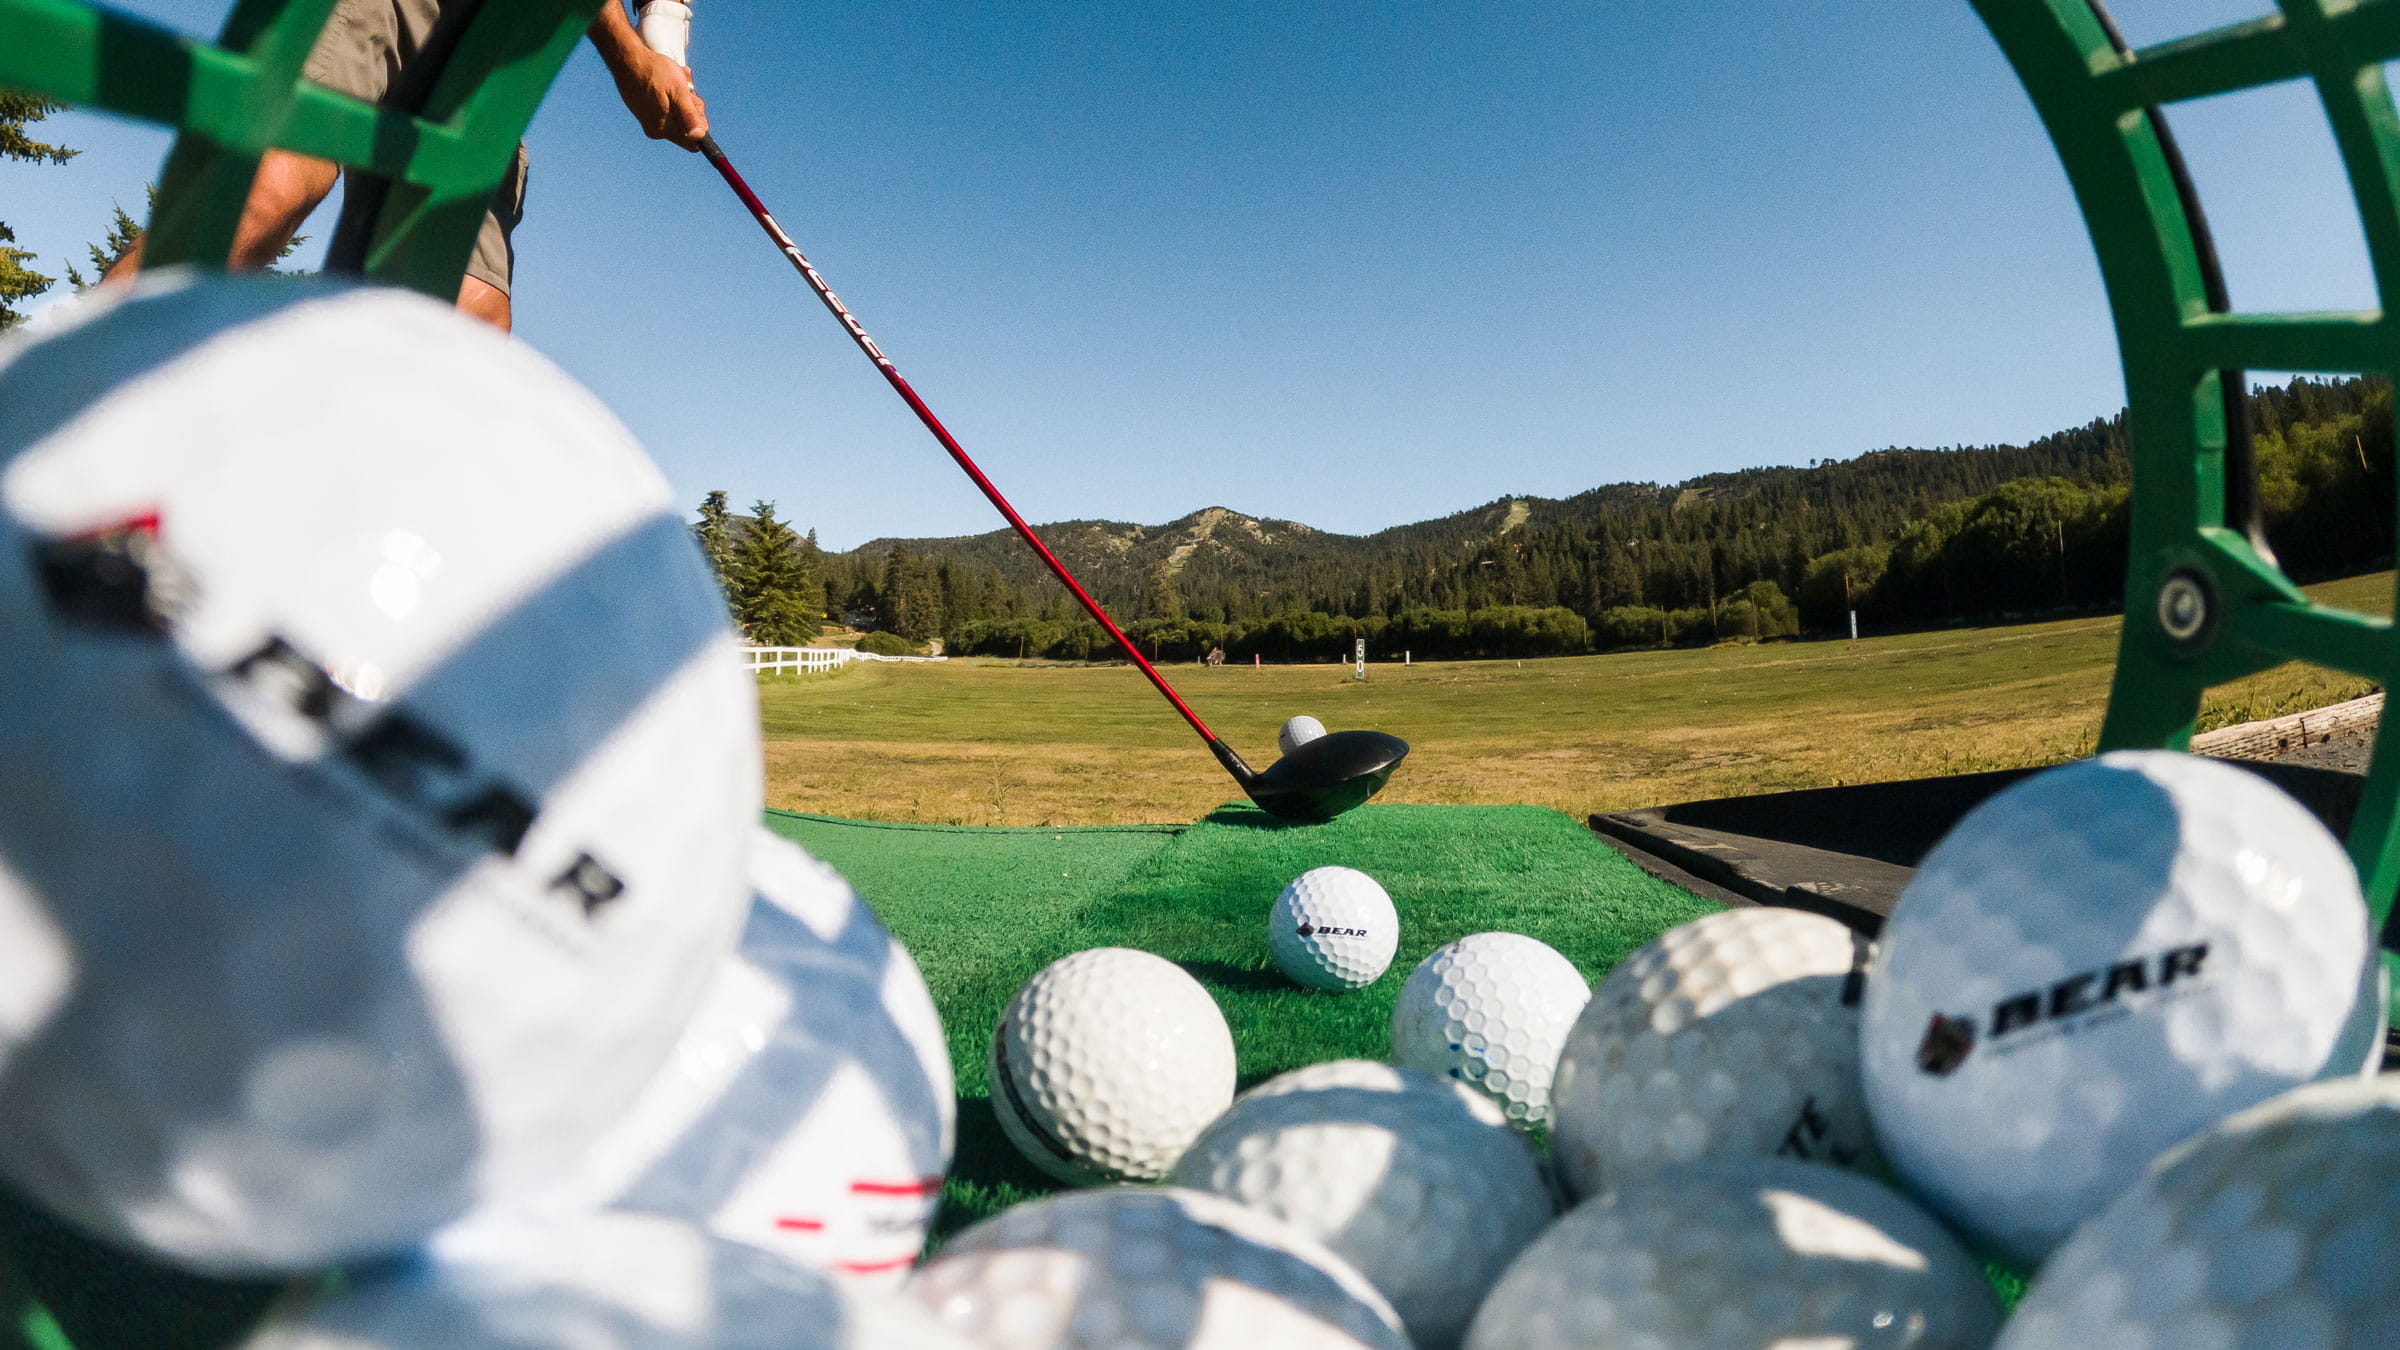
[1550,907,1874,1200]
[238,1210,974,1349]
[907,1186,1409,1350]
[1169,1059,1552,1349]
[1390,932,1590,1126]
[2325,949,2390,1080]
[527,828,953,1283]
[1860,750,2368,1267]
[0,275,758,1273]
[1279,715,1327,757]
[1995,1076,2400,1349]
[1269,867,1400,991]
[1463,1158,2000,1349]
[988,947,1236,1184]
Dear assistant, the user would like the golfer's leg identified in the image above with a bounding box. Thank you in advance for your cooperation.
[454,143,527,333]
[97,149,340,284]
[229,150,341,269]
[456,275,512,332]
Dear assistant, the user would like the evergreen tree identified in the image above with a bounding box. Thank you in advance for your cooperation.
[1,93,76,330]
[692,490,735,597]
[730,499,819,645]
[63,196,141,289]
[62,185,302,288]
[881,541,942,640]
[1143,564,1183,620]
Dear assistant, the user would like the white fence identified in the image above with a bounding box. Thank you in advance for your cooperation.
[743,646,948,674]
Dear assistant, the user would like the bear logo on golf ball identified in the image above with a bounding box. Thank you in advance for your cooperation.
[1913,941,2212,1076]
[1270,868,1398,992]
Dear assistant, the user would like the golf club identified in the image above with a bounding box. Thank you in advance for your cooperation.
[694,134,1405,821]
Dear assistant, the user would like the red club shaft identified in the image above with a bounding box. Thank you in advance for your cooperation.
[698,136,1219,745]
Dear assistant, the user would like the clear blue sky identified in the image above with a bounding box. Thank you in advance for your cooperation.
[3,0,2373,550]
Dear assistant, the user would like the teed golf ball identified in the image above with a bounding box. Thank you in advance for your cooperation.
[1269,867,1399,991]
[1860,750,2369,1267]
[1169,1059,1552,1349]
[908,1186,1408,1350]
[988,947,1236,1184]
[1390,932,1590,1126]
[1550,907,1874,1200]
[1279,715,1327,757]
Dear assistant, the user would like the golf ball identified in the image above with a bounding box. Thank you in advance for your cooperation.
[526,828,953,1283]
[1995,1076,2400,1349]
[238,1210,974,1349]
[1550,907,1874,1200]
[988,947,1236,1184]
[1269,866,1400,991]
[1169,1059,1552,1349]
[908,1186,1409,1350]
[1860,750,2368,1267]
[1390,932,1590,1126]
[2325,948,2390,1080]
[1279,715,1328,757]
[0,275,758,1273]
[1463,1158,1999,1349]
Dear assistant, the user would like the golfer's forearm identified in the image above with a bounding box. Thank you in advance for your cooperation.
[587,1,646,76]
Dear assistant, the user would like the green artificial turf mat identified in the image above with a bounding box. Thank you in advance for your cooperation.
[794,800,1721,1237]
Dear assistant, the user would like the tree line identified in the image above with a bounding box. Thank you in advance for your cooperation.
[700,375,2394,662]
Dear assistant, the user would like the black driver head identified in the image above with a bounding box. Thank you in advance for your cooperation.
[1243,729,1410,822]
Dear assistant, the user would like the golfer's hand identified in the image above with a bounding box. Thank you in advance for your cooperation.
[613,46,708,150]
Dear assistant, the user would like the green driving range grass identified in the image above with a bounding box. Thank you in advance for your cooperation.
[764,801,1719,1236]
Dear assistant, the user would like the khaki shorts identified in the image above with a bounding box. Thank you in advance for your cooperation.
[304,0,528,294]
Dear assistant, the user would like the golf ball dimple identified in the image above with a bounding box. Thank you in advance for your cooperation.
[988,948,1237,1185]
[1463,1158,2000,1349]
[1169,1060,1552,1349]
[1995,1077,2400,1349]
[237,1210,975,1349]
[1860,751,2368,1267]
[526,828,954,1284]
[1269,867,1399,992]
[1550,907,1874,1201]
[0,275,757,1273]
[1389,932,1590,1127]
[1279,715,1328,758]
[907,1186,1409,1350]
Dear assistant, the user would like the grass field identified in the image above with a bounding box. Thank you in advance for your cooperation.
[758,573,2393,826]
[762,801,1720,1237]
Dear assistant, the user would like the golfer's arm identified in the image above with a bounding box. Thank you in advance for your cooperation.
[587,2,647,76]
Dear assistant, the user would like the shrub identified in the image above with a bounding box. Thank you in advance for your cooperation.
[856,630,913,656]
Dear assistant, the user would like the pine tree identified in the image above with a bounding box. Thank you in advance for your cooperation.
[1,93,76,330]
[730,500,819,645]
[692,490,735,597]
[64,196,142,290]
[62,184,303,288]
[881,541,942,640]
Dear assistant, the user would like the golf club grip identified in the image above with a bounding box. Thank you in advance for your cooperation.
[696,138,1223,746]
[634,0,690,66]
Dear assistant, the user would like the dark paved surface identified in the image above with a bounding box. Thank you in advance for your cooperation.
[1591,761,2368,937]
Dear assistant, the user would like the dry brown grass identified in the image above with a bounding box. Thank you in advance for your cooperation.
[758,574,2391,824]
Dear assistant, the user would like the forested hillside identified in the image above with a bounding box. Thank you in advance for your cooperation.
[706,376,2392,662]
